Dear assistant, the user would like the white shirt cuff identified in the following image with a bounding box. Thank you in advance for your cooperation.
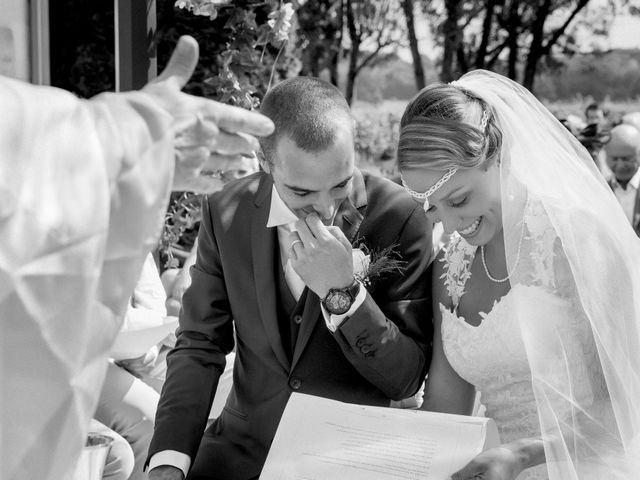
[321,281,367,332]
[148,450,191,477]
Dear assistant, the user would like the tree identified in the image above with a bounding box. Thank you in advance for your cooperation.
[424,0,607,92]
[296,0,343,86]
[440,0,464,81]
[344,0,406,104]
[521,0,590,90]
[401,0,426,89]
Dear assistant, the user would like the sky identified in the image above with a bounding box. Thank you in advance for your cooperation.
[607,15,640,49]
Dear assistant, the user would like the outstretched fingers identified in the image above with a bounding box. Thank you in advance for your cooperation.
[200,101,275,137]
[153,35,199,91]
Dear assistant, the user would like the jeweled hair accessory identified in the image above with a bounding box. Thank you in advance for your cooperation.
[480,109,489,132]
[401,167,458,211]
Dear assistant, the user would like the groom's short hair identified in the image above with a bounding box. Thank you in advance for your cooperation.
[259,77,353,166]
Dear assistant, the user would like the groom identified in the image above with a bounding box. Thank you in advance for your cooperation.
[147,77,434,480]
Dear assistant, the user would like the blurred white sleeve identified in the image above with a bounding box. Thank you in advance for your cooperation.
[0,75,175,480]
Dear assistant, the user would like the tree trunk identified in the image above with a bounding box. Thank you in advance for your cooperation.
[475,0,500,69]
[523,0,589,91]
[457,44,469,73]
[441,0,462,82]
[329,0,344,87]
[401,0,425,90]
[506,0,520,80]
[345,0,360,104]
[522,0,550,91]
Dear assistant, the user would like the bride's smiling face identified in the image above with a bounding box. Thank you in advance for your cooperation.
[404,163,502,245]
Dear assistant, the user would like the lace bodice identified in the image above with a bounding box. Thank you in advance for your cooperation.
[439,200,598,480]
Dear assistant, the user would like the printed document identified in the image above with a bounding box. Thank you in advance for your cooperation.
[261,393,499,480]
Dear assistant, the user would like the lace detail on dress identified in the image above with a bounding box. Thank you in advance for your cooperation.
[439,233,476,308]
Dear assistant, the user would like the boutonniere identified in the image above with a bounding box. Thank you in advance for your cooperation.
[352,240,406,288]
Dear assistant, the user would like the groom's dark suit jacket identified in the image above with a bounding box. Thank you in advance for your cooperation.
[148,170,433,480]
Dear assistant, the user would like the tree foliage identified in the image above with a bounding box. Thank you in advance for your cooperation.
[157,0,297,266]
[295,0,344,84]
[421,0,620,91]
[344,0,407,103]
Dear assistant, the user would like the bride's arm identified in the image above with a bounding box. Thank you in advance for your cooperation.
[420,251,475,415]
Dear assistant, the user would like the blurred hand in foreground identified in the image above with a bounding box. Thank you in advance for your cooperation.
[142,35,274,193]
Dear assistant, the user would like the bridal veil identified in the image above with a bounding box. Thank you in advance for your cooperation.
[453,70,640,479]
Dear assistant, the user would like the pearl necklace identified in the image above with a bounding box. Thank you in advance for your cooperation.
[480,221,525,283]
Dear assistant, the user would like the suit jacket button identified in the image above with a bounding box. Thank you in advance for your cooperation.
[355,338,365,347]
[360,345,371,354]
[293,314,302,325]
[289,377,302,390]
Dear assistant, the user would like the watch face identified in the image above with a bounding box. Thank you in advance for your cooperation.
[326,291,351,315]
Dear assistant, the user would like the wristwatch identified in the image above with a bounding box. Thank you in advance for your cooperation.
[321,280,361,315]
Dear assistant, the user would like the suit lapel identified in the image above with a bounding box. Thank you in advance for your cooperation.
[251,175,290,372]
[291,170,368,369]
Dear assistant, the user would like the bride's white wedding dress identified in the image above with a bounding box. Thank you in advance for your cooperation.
[438,199,603,480]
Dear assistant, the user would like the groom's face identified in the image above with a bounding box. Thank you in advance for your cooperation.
[265,126,355,224]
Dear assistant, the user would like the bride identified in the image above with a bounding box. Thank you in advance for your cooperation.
[397,70,640,479]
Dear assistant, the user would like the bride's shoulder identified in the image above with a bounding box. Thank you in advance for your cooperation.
[526,194,600,228]
[523,195,600,294]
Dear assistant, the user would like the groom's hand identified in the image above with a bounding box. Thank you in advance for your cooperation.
[290,213,353,299]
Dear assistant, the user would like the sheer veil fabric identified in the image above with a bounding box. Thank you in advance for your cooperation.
[452,70,640,479]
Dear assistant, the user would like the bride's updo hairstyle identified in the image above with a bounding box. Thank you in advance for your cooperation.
[398,83,502,172]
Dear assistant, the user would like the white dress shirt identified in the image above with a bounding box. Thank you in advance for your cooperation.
[611,169,640,224]
[0,75,176,480]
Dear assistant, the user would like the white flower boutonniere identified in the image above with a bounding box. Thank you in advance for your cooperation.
[352,248,371,279]
[352,241,406,288]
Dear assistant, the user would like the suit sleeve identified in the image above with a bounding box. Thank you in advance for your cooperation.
[147,196,235,464]
[332,204,433,400]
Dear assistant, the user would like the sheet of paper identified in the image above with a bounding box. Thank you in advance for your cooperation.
[109,318,178,360]
[261,393,499,480]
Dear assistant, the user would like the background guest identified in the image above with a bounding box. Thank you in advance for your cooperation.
[585,101,608,126]
[577,122,612,178]
[605,124,640,236]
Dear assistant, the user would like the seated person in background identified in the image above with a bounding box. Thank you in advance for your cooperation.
[605,124,640,236]
[88,419,135,480]
[95,252,175,480]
